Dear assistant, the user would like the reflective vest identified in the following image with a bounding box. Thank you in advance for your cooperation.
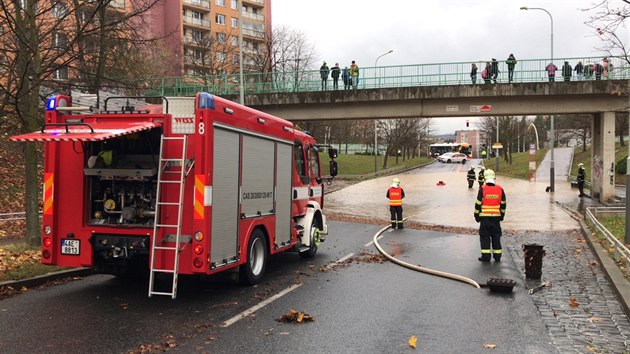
[388,187,403,206]
[480,184,503,217]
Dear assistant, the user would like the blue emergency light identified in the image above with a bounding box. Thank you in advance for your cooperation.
[46,97,57,110]
[197,92,215,110]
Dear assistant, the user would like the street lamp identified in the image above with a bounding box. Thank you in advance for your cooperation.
[374,50,394,175]
[238,0,244,104]
[521,6,555,192]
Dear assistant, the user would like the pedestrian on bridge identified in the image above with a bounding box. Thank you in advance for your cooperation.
[483,62,491,84]
[467,166,476,189]
[506,54,517,83]
[577,163,586,197]
[331,63,341,90]
[574,61,584,81]
[350,61,359,89]
[342,67,350,90]
[386,177,405,229]
[562,61,573,82]
[470,63,478,84]
[491,58,499,83]
[320,62,330,90]
[474,169,506,262]
[546,62,558,82]
[478,166,485,188]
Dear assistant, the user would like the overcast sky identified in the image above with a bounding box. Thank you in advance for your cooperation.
[271,0,627,134]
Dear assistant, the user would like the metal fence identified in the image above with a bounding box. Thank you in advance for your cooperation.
[144,56,630,97]
[585,207,630,276]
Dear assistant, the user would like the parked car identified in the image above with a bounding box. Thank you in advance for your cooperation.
[439,152,467,164]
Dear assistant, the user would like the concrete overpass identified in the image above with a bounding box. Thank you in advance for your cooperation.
[227,80,630,203]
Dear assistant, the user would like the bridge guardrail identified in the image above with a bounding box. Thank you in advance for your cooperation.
[144,56,630,97]
[585,207,630,277]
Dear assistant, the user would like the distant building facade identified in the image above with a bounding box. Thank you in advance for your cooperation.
[456,129,487,158]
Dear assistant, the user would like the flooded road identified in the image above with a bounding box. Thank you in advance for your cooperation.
[326,157,589,232]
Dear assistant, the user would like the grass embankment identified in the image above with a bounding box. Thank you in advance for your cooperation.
[491,148,549,180]
[321,152,432,177]
[0,243,66,282]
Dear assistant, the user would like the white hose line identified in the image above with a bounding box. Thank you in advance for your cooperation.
[372,221,481,289]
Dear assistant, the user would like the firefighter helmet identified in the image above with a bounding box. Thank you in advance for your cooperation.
[470,166,475,170]
[393,178,400,184]
[484,169,496,180]
[578,163,584,167]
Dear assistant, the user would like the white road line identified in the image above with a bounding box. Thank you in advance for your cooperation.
[364,234,386,248]
[220,283,303,327]
[322,252,355,270]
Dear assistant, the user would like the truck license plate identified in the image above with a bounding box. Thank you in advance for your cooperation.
[61,239,80,255]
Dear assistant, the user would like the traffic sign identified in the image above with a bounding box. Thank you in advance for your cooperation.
[480,105,492,112]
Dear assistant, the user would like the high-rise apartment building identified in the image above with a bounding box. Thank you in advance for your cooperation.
[148,0,271,77]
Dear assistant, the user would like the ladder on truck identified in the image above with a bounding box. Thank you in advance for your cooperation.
[148,134,190,299]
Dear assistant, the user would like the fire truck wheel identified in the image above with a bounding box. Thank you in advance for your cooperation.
[239,229,268,285]
[300,218,320,259]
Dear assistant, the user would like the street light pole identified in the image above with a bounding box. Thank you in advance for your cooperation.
[521,6,554,191]
[238,0,244,105]
[373,50,393,175]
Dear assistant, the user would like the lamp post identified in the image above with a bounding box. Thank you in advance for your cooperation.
[521,6,555,192]
[373,50,394,175]
[238,0,244,104]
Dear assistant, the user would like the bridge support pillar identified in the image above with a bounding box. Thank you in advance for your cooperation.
[591,112,616,203]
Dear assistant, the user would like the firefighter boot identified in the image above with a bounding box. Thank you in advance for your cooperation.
[478,255,491,262]
[391,222,397,229]
[493,255,501,262]
[398,222,404,229]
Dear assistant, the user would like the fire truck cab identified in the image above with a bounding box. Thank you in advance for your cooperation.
[10,92,338,298]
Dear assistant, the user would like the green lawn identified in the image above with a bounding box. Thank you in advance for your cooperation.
[321,152,432,176]
[492,148,549,180]
[598,215,628,246]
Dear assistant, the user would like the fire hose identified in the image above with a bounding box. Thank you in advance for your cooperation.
[372,220,481,289]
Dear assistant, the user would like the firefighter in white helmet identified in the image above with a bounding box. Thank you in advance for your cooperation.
[467,166,476,189]
[386,177,405,229]
[577,163,586,197]
[474,169,507,262]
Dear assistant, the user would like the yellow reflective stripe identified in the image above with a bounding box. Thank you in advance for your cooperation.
[475,200,482,205]
[481,249,491,254]
[474,210,480,215]
[493,249,503,254]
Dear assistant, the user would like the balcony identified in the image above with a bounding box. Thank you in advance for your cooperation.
[242,0,264,7]
[242,11,264,21]
[183,16,211,29]
[110,0,126,9]
[183,0,210,10]
[242,28,265,40]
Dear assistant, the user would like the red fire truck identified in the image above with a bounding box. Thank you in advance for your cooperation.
[10,92,338,298]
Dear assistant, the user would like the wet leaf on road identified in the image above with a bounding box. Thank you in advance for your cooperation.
[569,297,580,307]
[276,309,314,323]
[588,317,602,323]
[408,335,417,348]
[482,343,497,349]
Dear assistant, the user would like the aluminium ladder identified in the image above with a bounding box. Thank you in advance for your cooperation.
[148,134,189,299]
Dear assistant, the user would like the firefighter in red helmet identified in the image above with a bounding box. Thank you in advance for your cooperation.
[474,169,506,262]
[386,177,405,229]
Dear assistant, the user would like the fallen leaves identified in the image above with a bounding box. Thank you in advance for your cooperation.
[276,309,315,323]
[0,246,42,273]
[482,343,497,349]
[408,335,417,349]
[569,297,580,308]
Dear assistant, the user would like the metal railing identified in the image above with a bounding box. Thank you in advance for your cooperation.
[144,56,630,97]
[585,207,630,276]
[0,212,27,222]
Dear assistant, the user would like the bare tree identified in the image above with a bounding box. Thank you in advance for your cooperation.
[379,118,428,169]
[0,0,164,245]
[584,0,630,64]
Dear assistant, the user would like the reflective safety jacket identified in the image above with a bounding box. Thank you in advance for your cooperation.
[577,167,585,183]
[387,186,405,206]
[467,169,476,181]
[475,183,506,219]
[478,170,485,184]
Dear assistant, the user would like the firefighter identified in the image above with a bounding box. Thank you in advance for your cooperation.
[474,169,506,262]
[467,166,476,189]
[577,163,586,197]
[386,177,405,229]
[477,166,485,188]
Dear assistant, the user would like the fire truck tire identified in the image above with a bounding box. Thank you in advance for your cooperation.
[239,229,268,285]
[300,218,320,259]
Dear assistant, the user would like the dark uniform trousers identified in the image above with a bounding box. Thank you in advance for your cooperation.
[479,217,502,261]
[390,206,403,228]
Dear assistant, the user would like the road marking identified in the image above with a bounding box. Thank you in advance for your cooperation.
[364,234,385,247]
[220,283,303,327]
[322,252,355,270]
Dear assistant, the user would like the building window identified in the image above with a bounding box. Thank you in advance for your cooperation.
[54,67,69,80]
[53,32,68,50]
[232,54,239,65]
[216,32,227,44]
[192,30,203,42]
[231,36,238,46]
[192,0,201,5]
[216,14,226,25]
[231,17,238,28]
[216,52,226,62]
[231,0,237,9]
[191,10,202,20]
[52,2,68,18]
[193,49,203,60]
[215,0,225,6]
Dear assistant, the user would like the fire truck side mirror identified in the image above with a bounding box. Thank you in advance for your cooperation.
[328,148,338,159]
[329,160,338,177]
